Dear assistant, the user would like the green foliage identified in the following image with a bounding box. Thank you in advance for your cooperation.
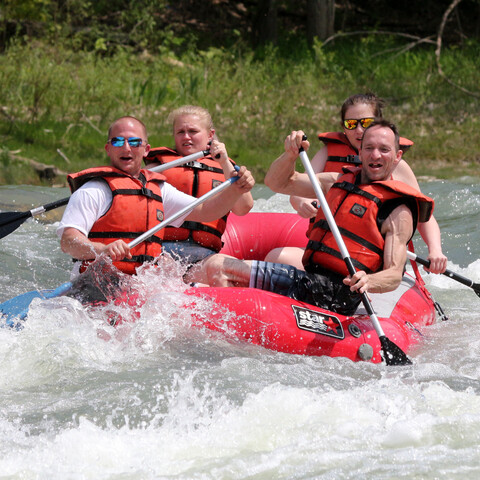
[2,0,479,58]
[2,0,53,23]
[0,36,479,185]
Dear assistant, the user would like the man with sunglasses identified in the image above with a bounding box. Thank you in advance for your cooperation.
[199,120,434,316]
[57,116,254,276]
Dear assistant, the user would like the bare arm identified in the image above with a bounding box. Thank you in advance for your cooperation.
[231,190,254,216]
[343,205,414,294]
[265,130,338,198]
[416,216,446,272]
[60,227,132,261]
[185,165,255,223]
[210,139,253,216]
[289,147,328,218]
[393,160,447,273]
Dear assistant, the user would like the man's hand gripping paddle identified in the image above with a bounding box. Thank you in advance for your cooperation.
[298,135,412,366]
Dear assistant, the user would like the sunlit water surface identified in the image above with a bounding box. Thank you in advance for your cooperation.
[0,179,479,479]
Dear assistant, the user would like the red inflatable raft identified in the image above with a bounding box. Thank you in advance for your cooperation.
[183,212,437,363]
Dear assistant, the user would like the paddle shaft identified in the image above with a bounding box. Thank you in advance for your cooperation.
[298,150,384,325]
[0,148,211,239]
[298,146,412,365]
[128,166,240,249]
[148,148,210,173]
[1,164,239,324]
[407,251,480,297]
[0,196,70,227]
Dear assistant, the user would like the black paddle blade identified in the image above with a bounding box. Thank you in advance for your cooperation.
[474,283,480,298]
[0,197,70,240]
[380,336,412,366]
[0,211,30,239]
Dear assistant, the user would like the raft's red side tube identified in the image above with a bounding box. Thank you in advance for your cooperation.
[220,212,309,260]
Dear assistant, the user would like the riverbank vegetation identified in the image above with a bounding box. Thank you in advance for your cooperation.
[1,1,479,185]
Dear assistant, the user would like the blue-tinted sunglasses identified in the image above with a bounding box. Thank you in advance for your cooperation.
[109,136,145,147]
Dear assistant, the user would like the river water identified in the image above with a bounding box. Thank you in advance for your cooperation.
[0,178,479,479]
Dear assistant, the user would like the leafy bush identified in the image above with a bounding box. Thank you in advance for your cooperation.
[0,35,479,185]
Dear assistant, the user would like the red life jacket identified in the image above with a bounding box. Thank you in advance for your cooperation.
[317,132,414,173]
[306,132,416,236]
[67,166,166,275]
[302,168,434,277]
[145,147,233,252]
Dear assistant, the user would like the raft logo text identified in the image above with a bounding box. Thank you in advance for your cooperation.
[292,305,344,339]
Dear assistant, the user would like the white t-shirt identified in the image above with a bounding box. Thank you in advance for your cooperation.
[57,179,196,238]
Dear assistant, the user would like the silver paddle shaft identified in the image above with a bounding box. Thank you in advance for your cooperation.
[299,150,352,260]
[298,149,387,338]
[148,149,209,173]
[128,172,239,249]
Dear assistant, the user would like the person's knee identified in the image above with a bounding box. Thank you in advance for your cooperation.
[264,247,283,263]
[264,247,305,270]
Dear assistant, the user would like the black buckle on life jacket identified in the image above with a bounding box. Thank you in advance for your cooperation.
[345,154,360,165]
[131,254,155,264]
[336,181,356,193]
[184,160,224,174]
[141,187,154,198]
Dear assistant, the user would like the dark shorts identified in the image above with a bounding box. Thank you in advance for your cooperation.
[249,261,361,316]
[162,240,216,265]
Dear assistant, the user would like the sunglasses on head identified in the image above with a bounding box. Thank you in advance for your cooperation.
[343,118,375,130]
[109,136,145,147]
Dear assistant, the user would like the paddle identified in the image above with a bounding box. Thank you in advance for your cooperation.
[298,137,412,366]
[0,168,240,326]
[0,148,211,240]
[127,166,240,249]
[407,251,480,298]
[0,283,75,329]
[0,197,70,239]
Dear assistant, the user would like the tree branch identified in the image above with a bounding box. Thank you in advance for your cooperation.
[322,30,437,47]
[81,113,103,134]
[371,36,435,59]
[436,0,480,98]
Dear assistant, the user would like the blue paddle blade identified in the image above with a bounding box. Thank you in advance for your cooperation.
[0,282,73,329]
